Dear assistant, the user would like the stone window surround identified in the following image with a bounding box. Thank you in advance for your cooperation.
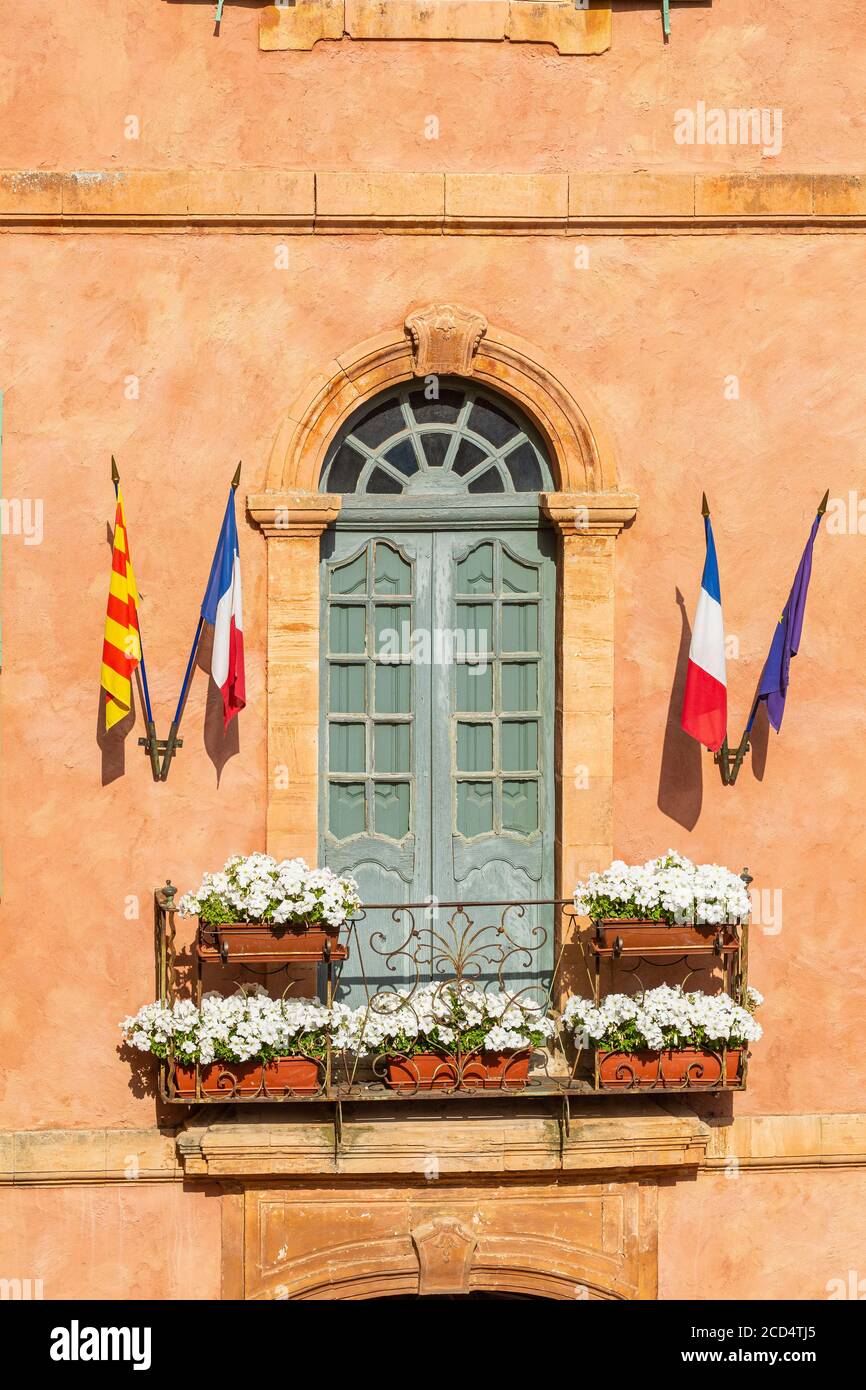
[247,304,639,912]
[259,1,613,56]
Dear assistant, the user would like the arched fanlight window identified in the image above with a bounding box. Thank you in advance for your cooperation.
[319,379,555,496]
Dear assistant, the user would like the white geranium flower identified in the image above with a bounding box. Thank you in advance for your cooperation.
[177,854,361,928]
[561,984,763,1052]
[120,989,349,1065]
[573,851,751,925]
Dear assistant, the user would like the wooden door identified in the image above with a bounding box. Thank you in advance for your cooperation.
[431,529,556,989]
[320,524,554,1000]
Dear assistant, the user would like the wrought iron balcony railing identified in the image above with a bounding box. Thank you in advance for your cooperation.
[152,886,750,1106]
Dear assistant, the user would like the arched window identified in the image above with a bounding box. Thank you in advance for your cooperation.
[319,379,554,496]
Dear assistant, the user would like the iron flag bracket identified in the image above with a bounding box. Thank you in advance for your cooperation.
[138,728,183,782]
[714,729,751,787]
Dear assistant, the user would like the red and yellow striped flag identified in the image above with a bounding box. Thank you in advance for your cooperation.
[101,489,142,730]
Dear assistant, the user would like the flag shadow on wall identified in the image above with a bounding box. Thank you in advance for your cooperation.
[747,698,769,780]
[657,588,703,828]
[97,682,136,786]
[196,622,239,784]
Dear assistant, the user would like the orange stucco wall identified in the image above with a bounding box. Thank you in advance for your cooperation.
[2,231,863,1126]
[0,1183,222,1300]
[659,1169,866,1300]
[1,0,865,1302]
[1,1,864,173]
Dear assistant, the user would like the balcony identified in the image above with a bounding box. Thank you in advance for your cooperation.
[152,884,751,1107]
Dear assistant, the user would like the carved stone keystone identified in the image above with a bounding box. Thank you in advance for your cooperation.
[404,303,488,377]
[411,1215,478,1295]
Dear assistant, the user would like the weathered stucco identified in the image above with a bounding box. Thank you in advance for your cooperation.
[1,0,865,1301]
[0,1,864,173]
[658,1168,866,1301]
[2,230,863,1126]
[0,1182,222,1300]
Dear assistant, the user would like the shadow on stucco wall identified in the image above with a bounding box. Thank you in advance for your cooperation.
[197,624,240,783]
[748,702,770,781]
[657,588,703,829]
[118,1041,160,1101]
[97,683,138,785]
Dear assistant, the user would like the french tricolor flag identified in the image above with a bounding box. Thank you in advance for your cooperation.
[201,489,246,728]
[681,501,727,752]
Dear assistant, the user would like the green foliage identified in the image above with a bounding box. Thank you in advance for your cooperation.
[196,892,331,928]
[596,1020,751,1052]
[588,895,670,923]
[375,1022,546,1058]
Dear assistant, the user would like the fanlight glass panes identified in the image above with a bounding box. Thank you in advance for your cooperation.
[319,379,554,496]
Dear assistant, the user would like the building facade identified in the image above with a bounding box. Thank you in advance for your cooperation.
[2,0,866,1300]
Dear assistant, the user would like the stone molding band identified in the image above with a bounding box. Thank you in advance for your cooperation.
[2,172,866,235]
[3,1112,866,1185]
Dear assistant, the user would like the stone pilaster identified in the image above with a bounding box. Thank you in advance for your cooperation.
[247,491,341,860]
[540,491,637,908]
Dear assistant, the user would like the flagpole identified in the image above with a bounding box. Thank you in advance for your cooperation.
[700,490,732,776]
[111,457,162,781]
[158,617,201,782]
[717,487,829,787]
[693,491,735,783]
[159,462,241,781]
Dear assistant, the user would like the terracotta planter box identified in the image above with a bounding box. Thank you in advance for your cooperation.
[460,1050,531,1091]
[383,1049,530,1093]
[197,920,348,963]
[173,1054,322,1097]
[593,918,739,954]
[596,1047,744,1090]
[383,1052,460,1093]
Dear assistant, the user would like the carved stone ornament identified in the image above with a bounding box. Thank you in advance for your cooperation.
[411,1216,478,1295]
[404,303,488,377]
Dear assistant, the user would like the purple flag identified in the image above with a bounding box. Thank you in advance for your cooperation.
[748,509,824,734]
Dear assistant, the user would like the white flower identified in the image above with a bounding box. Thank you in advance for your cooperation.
[573,851,751,925]
[562,984,763,1051]
[338,982,555,1057]
[177,854,361,928]
[120,988,347,1065]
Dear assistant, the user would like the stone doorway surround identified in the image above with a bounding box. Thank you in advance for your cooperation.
[177,1101,710,1299]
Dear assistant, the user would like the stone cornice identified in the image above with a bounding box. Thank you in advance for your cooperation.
[541,491,639,538]
[176,1104,710,1180]
[0,1127,182,1186]
[3,172,866,235]
[247,490,341,538]
[4,1111,866,1184]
